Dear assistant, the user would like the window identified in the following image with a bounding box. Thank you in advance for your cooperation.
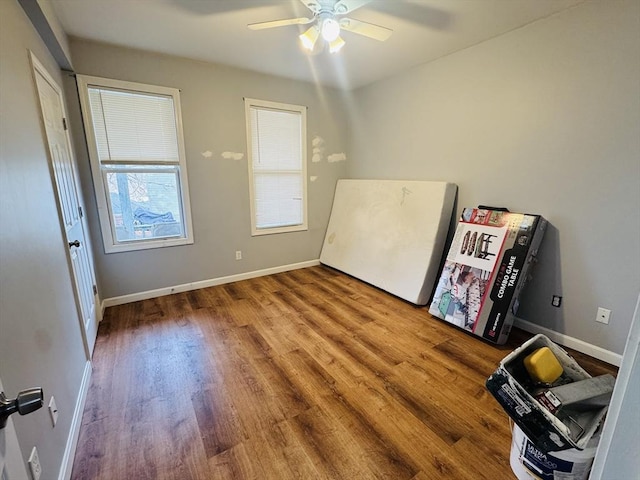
[77,75,193,253]
[245,98,307,236]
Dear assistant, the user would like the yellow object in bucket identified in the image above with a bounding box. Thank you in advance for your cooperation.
[523,346,563,383]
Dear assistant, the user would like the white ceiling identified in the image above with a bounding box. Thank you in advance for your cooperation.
[50,0,585,90]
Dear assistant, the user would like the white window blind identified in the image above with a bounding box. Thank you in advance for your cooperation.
[77,75,194,253]
[88,88,179,163]
[246,98,307,235]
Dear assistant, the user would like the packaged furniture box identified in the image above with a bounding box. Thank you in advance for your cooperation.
[428,207,547,344]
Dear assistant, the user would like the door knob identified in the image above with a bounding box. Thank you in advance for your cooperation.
[0,388,44,429]
[68,240,81,248]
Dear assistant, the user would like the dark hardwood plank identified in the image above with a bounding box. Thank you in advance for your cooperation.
[71,265,617,480]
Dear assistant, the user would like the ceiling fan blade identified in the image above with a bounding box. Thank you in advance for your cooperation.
[248,17,313,30]
[298,0,371,15]
[334,0,372,15]
[339,17,392,41]
[297,0,321,14]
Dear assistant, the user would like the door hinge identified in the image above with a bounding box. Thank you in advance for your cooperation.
[62,117,68,130]
[93,285,98,295]
[78,206,83,218]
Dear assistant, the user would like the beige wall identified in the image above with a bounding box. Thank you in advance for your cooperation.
[5,1,638,477]
[36,0,72,63]
[347,0,640,355]
[65,39,349,299]
[0,0,88,475]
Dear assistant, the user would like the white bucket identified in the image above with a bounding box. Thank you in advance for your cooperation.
[510,424,599,480]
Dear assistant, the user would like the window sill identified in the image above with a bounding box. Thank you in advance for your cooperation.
[104,236,194,254]
[251,224,308,236]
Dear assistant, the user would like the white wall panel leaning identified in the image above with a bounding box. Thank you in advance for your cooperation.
[320,179,457,305]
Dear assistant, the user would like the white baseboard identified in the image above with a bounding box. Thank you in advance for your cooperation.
[59,360,92,480]
[100,262,622,366]
[514,318,622,367]
[103,260,321,308]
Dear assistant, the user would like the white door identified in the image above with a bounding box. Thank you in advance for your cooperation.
[30,53,100,358]
[0,377,30,480]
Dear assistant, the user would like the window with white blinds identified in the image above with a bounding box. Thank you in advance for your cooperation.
[77,75,193,253]
[245,98,307,235]
[88,88,179,163]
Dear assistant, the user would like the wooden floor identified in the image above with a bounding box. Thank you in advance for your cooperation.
[71,266,616,480]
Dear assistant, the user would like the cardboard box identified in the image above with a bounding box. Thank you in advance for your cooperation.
[486,334,610,452]
[428,207,547,344]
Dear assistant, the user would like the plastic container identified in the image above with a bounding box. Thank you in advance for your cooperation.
[486,334,610,452]
[510,424,599,480]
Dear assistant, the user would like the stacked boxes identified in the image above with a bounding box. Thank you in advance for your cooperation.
[429,207,547,344]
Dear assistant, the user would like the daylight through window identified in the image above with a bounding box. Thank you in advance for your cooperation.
[77,76,193,253]
[245,98,307,236]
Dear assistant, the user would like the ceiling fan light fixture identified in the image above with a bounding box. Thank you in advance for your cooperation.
[321,17,341,42]
[299,25,319,50]
[329,36,345,53]
[251,1,393,55]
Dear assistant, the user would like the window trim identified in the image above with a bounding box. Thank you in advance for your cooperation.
[245,98,308,236]
[76,75,194,253]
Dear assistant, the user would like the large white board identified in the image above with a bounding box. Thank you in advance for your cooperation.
[320,179,457,305]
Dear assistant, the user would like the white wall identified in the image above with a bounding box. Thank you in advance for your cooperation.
[347,0,640,355]
[17,0,73,70]
[65,39,349,300]
[36,0,72,62]
[0,0,88,476]
[590,294,640,479]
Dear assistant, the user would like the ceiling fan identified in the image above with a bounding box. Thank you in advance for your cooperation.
[248,0,392,53]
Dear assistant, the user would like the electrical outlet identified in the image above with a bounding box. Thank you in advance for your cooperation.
[551,295,562,307]
[48,396,58,427]
[235,250,242,260]
[596,307,611,324]
[28,447,42,480]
